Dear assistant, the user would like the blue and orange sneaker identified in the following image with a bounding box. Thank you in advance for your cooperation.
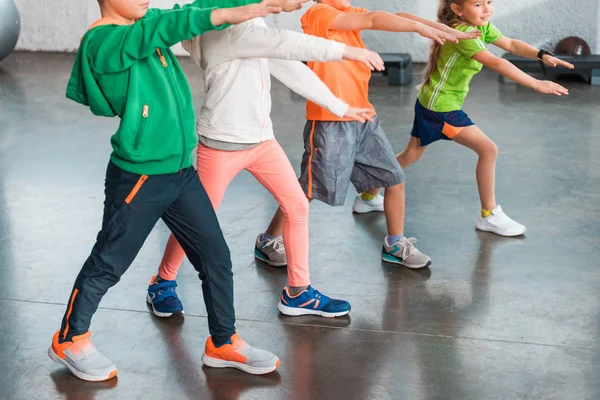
[146,275,184,318]
[277,286,350,318]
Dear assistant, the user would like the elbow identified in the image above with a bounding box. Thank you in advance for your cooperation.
[504,41,515,54]
[365,12,380,29]
[483,56,507,72]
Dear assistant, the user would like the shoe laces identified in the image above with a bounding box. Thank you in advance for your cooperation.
[265,236,285,253]
[400,237,419,259]
[310,288,328,301]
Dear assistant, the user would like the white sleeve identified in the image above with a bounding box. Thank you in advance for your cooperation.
[268,59,349,118]
[228,20,346,62]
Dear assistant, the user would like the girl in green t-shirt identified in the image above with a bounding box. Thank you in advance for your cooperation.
[359,0,574,237]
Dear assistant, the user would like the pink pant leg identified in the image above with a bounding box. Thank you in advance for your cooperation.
[246,140,310,287]
[157,145,247,280]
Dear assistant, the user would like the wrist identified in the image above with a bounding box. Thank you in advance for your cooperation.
[537,48,554,61]
[413,21,424,33]
[210,8,228,26]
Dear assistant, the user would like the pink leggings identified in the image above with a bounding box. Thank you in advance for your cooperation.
[158,139,310,287]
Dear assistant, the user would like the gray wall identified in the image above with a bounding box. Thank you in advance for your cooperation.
[14,0,600,61]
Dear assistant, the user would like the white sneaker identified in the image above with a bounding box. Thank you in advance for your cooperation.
[352,194,384,214]
[475,205,526,237]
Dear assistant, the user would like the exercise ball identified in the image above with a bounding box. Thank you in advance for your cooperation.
[0,0,20,62]
[554,36,591,56]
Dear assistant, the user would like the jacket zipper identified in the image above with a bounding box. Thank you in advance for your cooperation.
[133,104,149,151]
[156,48,167,67]
[157,48,186,170]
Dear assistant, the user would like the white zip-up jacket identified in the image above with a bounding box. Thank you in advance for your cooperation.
[182,18,349,144]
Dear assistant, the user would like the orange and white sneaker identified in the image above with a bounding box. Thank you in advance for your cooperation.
[48,331,118,382]
[202,334,280,375]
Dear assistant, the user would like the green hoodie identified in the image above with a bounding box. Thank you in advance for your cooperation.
[66,0,261,175]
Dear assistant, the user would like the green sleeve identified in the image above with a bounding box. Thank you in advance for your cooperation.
[144,0,261,18]
[452,25,489,59]
[88,0,260,74]
[484,22,503,44]
[190,0,262,7]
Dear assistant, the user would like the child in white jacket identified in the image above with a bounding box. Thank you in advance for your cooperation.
[146,17,382,331]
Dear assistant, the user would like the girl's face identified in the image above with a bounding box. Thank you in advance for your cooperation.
[103,0,151,20]
[320,0,353,10]
[452,0,494,26]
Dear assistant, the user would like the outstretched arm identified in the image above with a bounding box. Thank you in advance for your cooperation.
[395,12,481,40]
[227,22,384,71]
[492,36,574,69]
[328,11,458,45]
[187,0,307,11]
[473,50,569,96]
[269,59,374,123]
[90,3,277,73]
[229,21,346,61]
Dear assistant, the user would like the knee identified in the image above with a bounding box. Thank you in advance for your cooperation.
[281,195,309,222]
[480,141,498,160]
[405,146,425,162]
[386,181,405,194]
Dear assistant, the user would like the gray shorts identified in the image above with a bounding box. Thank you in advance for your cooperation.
[299,116,405,206]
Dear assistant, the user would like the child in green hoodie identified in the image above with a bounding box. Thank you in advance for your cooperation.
[48,0,306,382]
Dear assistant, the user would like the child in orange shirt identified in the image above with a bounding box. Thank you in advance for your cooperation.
[256,0,480,270]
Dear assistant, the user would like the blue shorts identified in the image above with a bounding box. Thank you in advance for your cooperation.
[410,99,474,146]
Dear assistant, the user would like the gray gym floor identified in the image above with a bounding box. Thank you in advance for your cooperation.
[1,52,599,400]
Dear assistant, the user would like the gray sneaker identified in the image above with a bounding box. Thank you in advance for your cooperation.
[382,236,432,269]
[48,331,117,382]
[202,334,280,375]
[254,233,287,267]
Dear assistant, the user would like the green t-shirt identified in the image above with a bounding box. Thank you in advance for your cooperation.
[418,22,503,112]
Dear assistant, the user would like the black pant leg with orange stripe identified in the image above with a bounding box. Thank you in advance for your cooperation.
[58,161,235,345]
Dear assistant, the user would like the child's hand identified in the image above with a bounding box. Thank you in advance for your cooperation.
[416,23,459,45]
[533,80,569,96]
[211,1,282,26]
[344,107,375,123]
[343,47,385,71]
[267,0,310,12]
[542,55,575,70]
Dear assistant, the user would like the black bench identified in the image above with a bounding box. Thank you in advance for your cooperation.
[500,53,600,85]
[377,53,413,86]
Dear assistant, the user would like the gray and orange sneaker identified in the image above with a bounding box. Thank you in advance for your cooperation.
[202,334,280,375]
[48,331,117,382]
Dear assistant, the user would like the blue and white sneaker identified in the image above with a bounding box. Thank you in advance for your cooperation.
[146,276,184,318]
[277,286,350,318]
[382,236,431,269]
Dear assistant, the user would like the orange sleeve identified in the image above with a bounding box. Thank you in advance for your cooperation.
[301,4,343,38]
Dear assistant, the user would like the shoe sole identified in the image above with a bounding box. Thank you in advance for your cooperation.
[48,346,118,382]
[201,354,280,375]
[146,293,185,318]
[254,249,287,267]
[381,253,432,269]
[352,203,384,214]
[277,302,350,318]
[475,221,526,237]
